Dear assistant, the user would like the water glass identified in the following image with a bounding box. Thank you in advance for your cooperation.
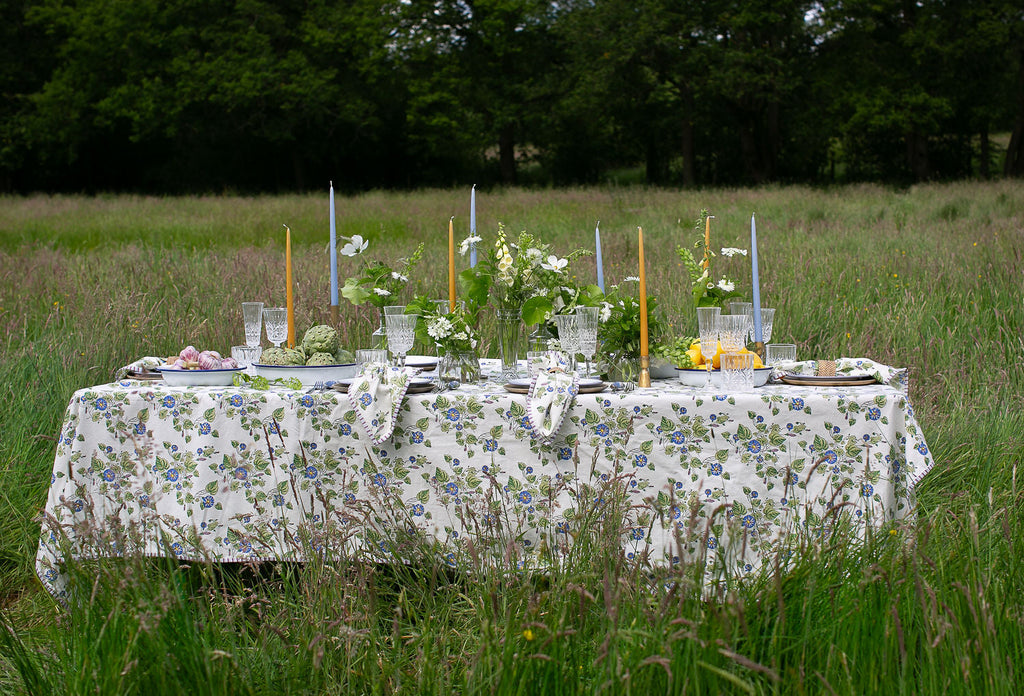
[696,306,721,385]
[729,301,752,317]
[766,343,797,366]
[717,314,749,353]
[575,306,600,377]
[384,313,418,367]
[553,313,580,372]
[242,302,264,347]
[263,307,288,348]
[356,349,389,365]
[721,352,755,391]
[758,308,776,343]
[231,345,262,375]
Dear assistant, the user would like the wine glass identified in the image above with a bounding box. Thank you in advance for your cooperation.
[263,307,288,348]
[575,306,600,378]
[384,313,418,368]
[696,306,721,387]
[717,314,748,354]
[759,308,776,343]
[242,302,264,347]
[553,313,580,373]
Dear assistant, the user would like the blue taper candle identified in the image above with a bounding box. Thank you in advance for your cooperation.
[329,181,338,307]
[751,213,763,344]
[469,184,477,268]
[595,221,604,293]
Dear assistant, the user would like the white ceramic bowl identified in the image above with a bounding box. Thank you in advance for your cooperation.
[253,363,358,387]
[649,357,678,380]
[156,366,244,387]
[677,367,772,388]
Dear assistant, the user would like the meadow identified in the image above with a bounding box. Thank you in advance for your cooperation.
[0,182,1022,694]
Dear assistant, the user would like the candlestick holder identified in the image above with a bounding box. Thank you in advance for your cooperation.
[751,341,766,361]
[638,355,651,388]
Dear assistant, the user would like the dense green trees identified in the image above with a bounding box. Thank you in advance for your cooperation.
[1,0,1020,192]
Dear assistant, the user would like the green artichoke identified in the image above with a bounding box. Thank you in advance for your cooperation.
[305,352,337,366]
[261,347,306,366]
[301,325,339,356]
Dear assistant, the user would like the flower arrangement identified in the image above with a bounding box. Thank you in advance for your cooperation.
[340,234,424,309]
[405,296,480,356]
[597,278,666,360]
[676,210,746,308]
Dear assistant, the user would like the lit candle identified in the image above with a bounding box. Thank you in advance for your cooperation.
[329,182,337,309]
[448,216,456,312]
[638,226,648,357]
[470,185,477,268]
[284,224,295,348]
[595,221,604,293]
[751,213,763,344]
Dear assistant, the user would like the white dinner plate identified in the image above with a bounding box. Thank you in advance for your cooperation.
[404,355,438,370]
[503,377,606,394]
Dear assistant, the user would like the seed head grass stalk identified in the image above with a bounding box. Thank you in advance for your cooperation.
[1,182,1022,693]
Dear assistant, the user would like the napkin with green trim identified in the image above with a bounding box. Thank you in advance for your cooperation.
[773,357,908,392]
[526,367,579,441]
[347,363,416,445]
[115,356,166,380]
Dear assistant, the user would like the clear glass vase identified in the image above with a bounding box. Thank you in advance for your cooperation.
[496,308,522,382]
[438,351,481,384]
[370,310,387,350]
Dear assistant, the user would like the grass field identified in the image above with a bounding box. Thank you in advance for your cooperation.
[1,182,1022,694]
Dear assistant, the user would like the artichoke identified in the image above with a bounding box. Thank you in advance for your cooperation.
[305,352,336,366]
[336,348,355,364]
[301,325,338,356]
[260,347,306,366]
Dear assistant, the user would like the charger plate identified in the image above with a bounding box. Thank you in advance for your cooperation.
[779,374,876,387]
[333,377,435,394]
[503,378,606,395]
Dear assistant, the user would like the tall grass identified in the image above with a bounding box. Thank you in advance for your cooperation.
[1,182,1022,694]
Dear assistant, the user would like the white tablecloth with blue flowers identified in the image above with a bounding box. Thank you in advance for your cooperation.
[36,377,933,602]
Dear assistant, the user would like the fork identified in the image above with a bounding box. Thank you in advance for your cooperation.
[306,381,325,393]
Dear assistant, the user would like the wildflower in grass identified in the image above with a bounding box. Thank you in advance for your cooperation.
[522,629,535,641]
[459,235,482,256]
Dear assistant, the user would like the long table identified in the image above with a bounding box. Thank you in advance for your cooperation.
[36,373,933,602]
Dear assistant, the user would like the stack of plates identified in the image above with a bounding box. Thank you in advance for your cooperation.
[503,378,607,395]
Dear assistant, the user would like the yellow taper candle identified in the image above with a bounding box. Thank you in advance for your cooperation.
[702,214,711,271]
[638,226,648,357]
[448,216,456,312]
[284,224,295,348]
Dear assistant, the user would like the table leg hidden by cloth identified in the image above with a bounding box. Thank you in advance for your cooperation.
[37,379,933,603]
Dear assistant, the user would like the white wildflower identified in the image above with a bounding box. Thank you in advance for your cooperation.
[600,302,613,323]
[541,255,568,273]
[340,234,368,257]
[717,278,735,292]
[427,317,453,340]
[623,276,640,283]
[373,287,391,296]
[459,235,482,256]
[720,247,748,257]
[391,271,408,282]
[525,247,544,263]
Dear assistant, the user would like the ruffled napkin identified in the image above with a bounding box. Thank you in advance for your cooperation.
[115,356,166,380]
[347,363,416,445]
[526,365,579,442]
[773,357,909,392]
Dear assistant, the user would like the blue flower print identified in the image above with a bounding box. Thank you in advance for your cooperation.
[707,536,718,549]
[519,490,533,505]
[375,473,388,488]
[710,462,723,476]
[791,397,804,410]
[344,493,356,503]
[445,482,459,496]
[340,424,352,436]
[595,423,610,437]
[861,483,874,497]
[198,422,211,435]
[823,450,838,465]
[102,469,115,482]
[138,494,150,508]
[670,431,685,444]
[134,422,146,435]
[267,422,278,435]
[273,494,285,506]
[916,442,929,455]
[520,416,531,429]
[411,431,425,444]
[672,506,682,519]
[359,393,373,407]
[72,499,84,512]
[238,540,252,554]
[750,491,758,499]
[304,466,318,480]
[634,454,648,468]
[166,468,179,482]
[747,440,762,454]
[789,472,799,485]
[95,398,108,411]
[229,395,243,407]
[558,447,573,461]
[200,495,214,509]
[162,396,176,408]
[631,528,645,540]
[234,467,248,481]
[742,514,756,529]
[446,407,461,422]
[526,466,533,474]
[171,542,184,556]
[412,503,425,516]
[483,438,497,451]
[300,395,314,408]
[43,568,58,583]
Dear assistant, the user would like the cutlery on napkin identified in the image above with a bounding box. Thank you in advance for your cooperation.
[526,367,579,442]
[347,362,416,445]
[773,357,908,391]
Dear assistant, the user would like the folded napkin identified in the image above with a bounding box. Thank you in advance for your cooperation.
[115,356,166,380]
[347,363,416,445]
[526,367,579,442]
[774,357,908,392]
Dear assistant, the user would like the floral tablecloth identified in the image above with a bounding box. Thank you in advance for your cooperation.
[36,376,933,602]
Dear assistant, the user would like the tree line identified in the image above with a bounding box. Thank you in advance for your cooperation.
[1,0,1022,194]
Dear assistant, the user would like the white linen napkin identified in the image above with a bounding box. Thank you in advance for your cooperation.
[526,367,579,441]
[115,356,166,380]
[347,363,415,445]
[774,357,909,392]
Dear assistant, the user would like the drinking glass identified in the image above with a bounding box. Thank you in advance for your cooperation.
[766,343,797,366]
[553,313,580,373]
[729,301,752,317]
[696,306,721,387]
[721,352,755,391]
[356,349,388,365]
[242,302,264,347]
[231,345,262,375]
[384,313,418,368]
[263,307,288,348]
[717,314,749,353]
[758,308,776,343]
[575,306,600,378]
